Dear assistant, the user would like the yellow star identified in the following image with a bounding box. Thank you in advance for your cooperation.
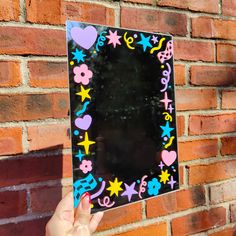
[76,85,91,102]
[159,170,170,184]
[106,177,123,197]
[77,132,95,155]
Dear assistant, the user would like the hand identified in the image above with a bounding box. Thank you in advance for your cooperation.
[46,192,104,236]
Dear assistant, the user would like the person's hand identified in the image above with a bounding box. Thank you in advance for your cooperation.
[46,192,104,236]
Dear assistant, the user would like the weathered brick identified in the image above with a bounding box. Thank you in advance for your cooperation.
[0,61,21,87]
[0,26,66,56]
[192,17,236,40]
[62,2,115,26]
[189,114,236,135]
[30,185,71,213]
[177,115,185,137]
[222,0,236,16]
[174,40,214,62]
[179,139,218,162]
[176,89,217,111]
[221,136,236,156]
[28,124,70,151]
[210,179,236,204]
[222,90,236,109]
[98,202,142,231]
[0,93,69,123]
[191,65,236,86]
[171,207,226,235]
[0,154,72,187]
[157,0,219,13]
[121,7,187,36]
[124,0,153,4]
[147,186,205,218]
[0,191,27,219]
[217,43,236,63]
[28,61,68,88]
[209,226,236,236]
[0,127,22,156]
[111,222,167,236]
[26,0,61,24]
[174,64,185,86]
[230,203,236,222]
[189,160,236,185]
[0,218,49,236]
[0,0,20,21]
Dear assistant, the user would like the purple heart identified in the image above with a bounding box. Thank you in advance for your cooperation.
[71,26,97,50]
[75,115,92,130]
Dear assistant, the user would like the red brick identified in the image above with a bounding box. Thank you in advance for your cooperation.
[121,7,187,36]
[0,0,20,21]
[176,89,217,111]
[0,61,21,87]
[30,185,71,213]
[210,179,236,204]
[28,124,70,151]
[179,139,218,162]
[124,0,153,4]
[177,115,185,137]
[190,65,236,86]
[0,218,49,236]
[111,222,167,236]
[222,0,236,16]
[157,0,219,13]
[0,154,72,187]
[62,2,115,26]
[98,202,142,231]
[26,0,61,24]
[174,64,185,86]
[0,127,22,156]
[0,191,27,219]
[189,113,236,135]
[221,136,236,155]
[179,165,184,185]
[0,93,69,123]
[217,43,236,63]
[28,61,68,88]
[174,40,214,62]
[209,226,236,236]
[0,26,66,56]
[230,203,236,222]
[222,90,236,109]
[147,186,205,218]
[189,160,236,185]
[192,17,236,40]
[171,207,226,236]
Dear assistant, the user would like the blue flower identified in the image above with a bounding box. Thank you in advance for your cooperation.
[147,178,161,196]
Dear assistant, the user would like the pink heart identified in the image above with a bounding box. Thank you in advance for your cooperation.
[71,26,97,50]
[161,150,177,166]
[75,115,92,130]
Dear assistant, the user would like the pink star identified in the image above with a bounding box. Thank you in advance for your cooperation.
[160,92,172,110]
[106,30,121,48]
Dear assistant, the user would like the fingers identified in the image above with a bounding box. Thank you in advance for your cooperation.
[74,193,91,226]
[89,212,104,233]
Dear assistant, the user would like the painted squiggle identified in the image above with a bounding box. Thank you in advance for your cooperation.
[124,32,135,50]
[96,31,107,52]
[150,37,165,54]
[162,112,173,122]
[138,175,148,199]
[98,196,115,208]
[160,63,171,92]
[91,181,106,200]
[164,136,175,149]
[76,101,90,117]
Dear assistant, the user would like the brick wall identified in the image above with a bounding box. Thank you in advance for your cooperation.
[0,0,236,235]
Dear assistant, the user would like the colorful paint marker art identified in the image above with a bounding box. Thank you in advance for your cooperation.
[66,21,179,212]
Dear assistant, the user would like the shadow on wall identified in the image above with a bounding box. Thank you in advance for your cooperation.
[0,145,72,236]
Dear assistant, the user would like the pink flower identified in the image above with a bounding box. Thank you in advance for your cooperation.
[79,160,92,174]
[73,64,93,85]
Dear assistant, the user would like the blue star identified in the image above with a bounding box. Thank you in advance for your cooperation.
[137,33,153,52]
[160,121,174,138]
[75,149,85,161]
[72,48,86,63]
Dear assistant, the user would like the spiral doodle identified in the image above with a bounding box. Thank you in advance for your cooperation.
[98,196,115,208]
[124,32,135,50]
[160,62,171,92]
[95,31,107,52]
[138,175,148,199]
